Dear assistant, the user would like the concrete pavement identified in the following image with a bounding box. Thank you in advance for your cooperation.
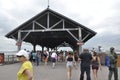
[0,62,119,80]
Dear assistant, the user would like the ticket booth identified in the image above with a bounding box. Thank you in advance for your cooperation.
[0,53,4,65]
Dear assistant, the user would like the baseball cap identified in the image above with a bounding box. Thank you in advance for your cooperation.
[16,50,29,59]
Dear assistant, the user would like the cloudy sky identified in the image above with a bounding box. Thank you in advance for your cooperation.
[0,0,120,51]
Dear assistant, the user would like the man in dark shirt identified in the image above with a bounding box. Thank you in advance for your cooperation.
[79,49,92,80]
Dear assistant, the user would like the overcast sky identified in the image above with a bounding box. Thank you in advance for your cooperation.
[0,0,120,51]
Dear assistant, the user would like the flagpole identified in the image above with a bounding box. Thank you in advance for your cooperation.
[47,0,50,8]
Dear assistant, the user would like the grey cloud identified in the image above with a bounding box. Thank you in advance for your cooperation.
[0,0,120,51]
[100,15,120,34]
[0,0,46,36]
[112,0,120,11]
[0,13,15,35]
[85,33,120,50]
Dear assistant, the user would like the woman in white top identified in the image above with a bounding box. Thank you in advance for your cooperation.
[51,51,57,68]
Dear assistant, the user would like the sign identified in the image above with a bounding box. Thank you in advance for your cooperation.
[0,53,4,64]
[16,42,22,46]
[77,41,84,46]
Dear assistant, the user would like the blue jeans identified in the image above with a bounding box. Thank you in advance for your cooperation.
[36,57,39,66]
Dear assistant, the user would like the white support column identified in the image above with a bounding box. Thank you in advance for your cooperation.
[47,12,49,29]
[33,21,35,30]
[78,28,82,54]
[63,19,65,29]
[17,31,22,51]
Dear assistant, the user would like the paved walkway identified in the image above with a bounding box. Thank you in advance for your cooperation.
[0,62,119,80]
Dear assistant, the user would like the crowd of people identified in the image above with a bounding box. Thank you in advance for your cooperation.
[16,47,118,80]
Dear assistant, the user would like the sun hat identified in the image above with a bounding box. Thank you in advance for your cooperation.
[16,50,29,59]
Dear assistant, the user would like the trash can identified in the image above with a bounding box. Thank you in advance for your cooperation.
[0,53,4,65]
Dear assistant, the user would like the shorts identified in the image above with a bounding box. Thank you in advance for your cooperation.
[92,65,99,70]
[51,58,56,62]
[66,61,73,68]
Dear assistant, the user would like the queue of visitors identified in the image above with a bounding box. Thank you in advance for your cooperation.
[16,47,118,80]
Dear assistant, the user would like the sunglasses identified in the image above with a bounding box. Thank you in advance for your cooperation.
[17,55,23,58]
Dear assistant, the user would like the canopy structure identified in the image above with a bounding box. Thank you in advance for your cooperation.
[5,8,96,52]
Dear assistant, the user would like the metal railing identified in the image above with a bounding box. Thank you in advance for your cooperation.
[4,55,18,64]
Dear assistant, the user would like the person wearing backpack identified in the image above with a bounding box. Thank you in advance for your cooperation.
[105,54,110,67]
[108,47,118,80]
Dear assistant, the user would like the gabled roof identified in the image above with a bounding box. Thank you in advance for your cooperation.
[5,8,96,49]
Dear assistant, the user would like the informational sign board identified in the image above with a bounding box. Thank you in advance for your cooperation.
[77,41,84,46]
[16,41,22,46]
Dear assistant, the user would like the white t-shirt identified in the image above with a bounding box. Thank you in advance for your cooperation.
[51,52,57,58]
